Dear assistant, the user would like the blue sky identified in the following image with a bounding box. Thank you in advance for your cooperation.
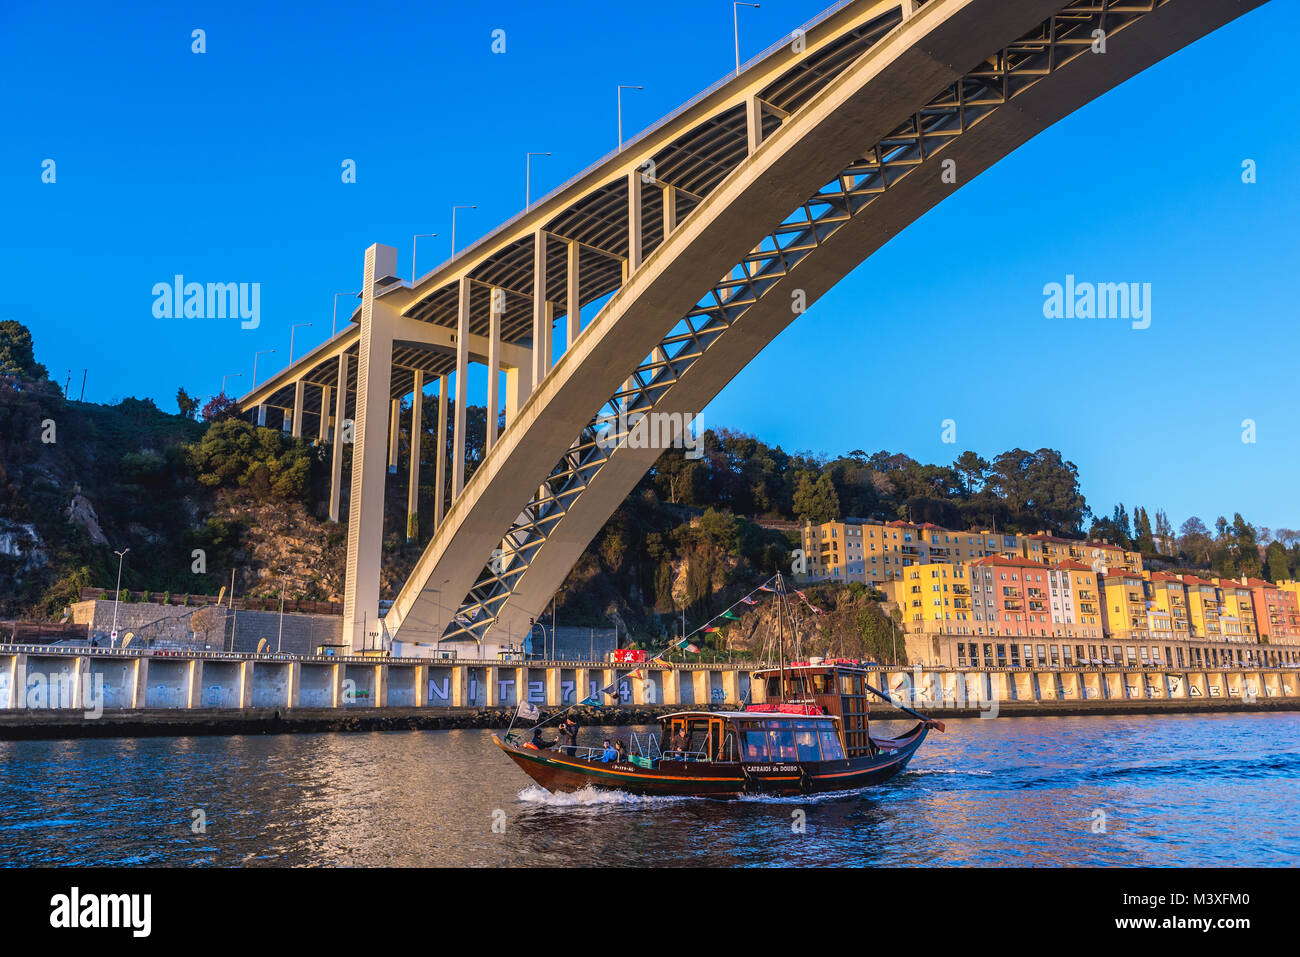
[2,0,1295,532]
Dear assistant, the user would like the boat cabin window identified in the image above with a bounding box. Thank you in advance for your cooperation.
[742,719,842,762]
[768,729,798,761]
[818,731,844,761]
[794,730,820,761]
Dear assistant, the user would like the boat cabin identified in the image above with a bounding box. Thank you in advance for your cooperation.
[658,711,847,764]
[751,660,877,758]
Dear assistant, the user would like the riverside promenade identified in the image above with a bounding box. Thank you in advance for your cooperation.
[1,644,1298,739]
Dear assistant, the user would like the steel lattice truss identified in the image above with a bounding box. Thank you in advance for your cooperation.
[439,0,1166,645]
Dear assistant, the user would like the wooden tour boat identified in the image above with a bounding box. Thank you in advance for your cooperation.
[494,575,944,798]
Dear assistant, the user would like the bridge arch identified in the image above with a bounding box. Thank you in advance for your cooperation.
[240,0,1267,656]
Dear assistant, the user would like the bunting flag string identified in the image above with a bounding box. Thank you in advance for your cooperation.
[641,573,788,667]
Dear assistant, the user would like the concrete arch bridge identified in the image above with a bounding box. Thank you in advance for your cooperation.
[238,0,1266,656]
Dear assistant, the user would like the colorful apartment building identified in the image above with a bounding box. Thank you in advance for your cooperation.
[1025,533,1143,573]
[1100,568,1148,644]
[801,520,1300,671]
[802,518,1143,588]
[1267,580,1300,643]
[802,519,999,585]
[1214,577,1258,644]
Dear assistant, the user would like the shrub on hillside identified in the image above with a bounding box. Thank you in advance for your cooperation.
[185,419,314,501]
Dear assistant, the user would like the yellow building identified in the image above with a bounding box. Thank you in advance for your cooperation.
[1100,568,1149,648]
[1025,533,1143,573]
[801,519,998,585]
[1214,577,1258,644]
[896,561,974,632]
[1180,575,1224,644]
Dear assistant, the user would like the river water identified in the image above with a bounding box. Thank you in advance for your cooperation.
[1,713,1296,867]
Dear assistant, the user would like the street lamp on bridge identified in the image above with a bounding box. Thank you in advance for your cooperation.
[734,2,761,76]
[412,233,438,283]
[289,322,312,363]
[332,291,360,336]
[252,349,275,387]
[617,85,642,149]
[451,205,476,257]
[525,152,550,209]
[220,372,242,397]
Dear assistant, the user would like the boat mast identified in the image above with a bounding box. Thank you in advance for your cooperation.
[777,572,786,704]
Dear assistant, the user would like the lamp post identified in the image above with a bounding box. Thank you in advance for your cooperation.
[220,373,242,397]
[253,349,275,387]
[525,152,550,209]
[451,206,476,257]
[332,291,359,336]
[617,85,643,149]
[734,2,761,75]
[412,233,438,282]
[289,322,312,363]
[277,576,286,653]
[111,548,129,647]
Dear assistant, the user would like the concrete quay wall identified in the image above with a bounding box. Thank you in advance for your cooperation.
[1,647,1297,739]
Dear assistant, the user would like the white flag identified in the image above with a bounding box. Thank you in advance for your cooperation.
[516,700,539,721]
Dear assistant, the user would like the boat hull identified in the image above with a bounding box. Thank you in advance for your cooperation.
[494,722,930,798]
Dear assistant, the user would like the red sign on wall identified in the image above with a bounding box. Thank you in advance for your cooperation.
[611,649,647,663]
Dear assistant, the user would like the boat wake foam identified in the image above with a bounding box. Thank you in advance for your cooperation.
[516,785,692,807]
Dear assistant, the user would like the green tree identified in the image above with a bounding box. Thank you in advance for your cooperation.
[792,472,839,524]
[1265,541,1291,582]
[176,387,199,419]
[0,320,48,380]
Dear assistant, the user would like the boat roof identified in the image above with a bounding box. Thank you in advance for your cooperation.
[662,710,839,722]
[752,660,877,674]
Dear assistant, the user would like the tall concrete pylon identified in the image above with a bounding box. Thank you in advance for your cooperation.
[342,243,399,651]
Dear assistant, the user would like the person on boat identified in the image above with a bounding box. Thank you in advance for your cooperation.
[531,727,556,750]
[562,716,580,749]
[615,739,628,762]
[600,739,617,762]
[669,728,689,755]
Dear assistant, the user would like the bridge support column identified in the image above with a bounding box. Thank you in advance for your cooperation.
[746,95,764,155]
[566,240,580,347]
[487,287,502,450]
[434,374,448,528]
[342,243,399,652]
[662,185,677,236]
[452,277,470,498]
[504,364,531,426]
[407,370,424,541]
[532,230,548,390]
[388,397,401,473]
[627,170,643,274]
[574,667,590,704]
[291,379,305,438]
[484,667,498,707]
[319,385,332,442]
[328,353,349,523]
[546,667,561,706]
[257,405,267,427]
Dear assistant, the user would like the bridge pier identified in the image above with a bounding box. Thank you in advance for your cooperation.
[341,243,400,652]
